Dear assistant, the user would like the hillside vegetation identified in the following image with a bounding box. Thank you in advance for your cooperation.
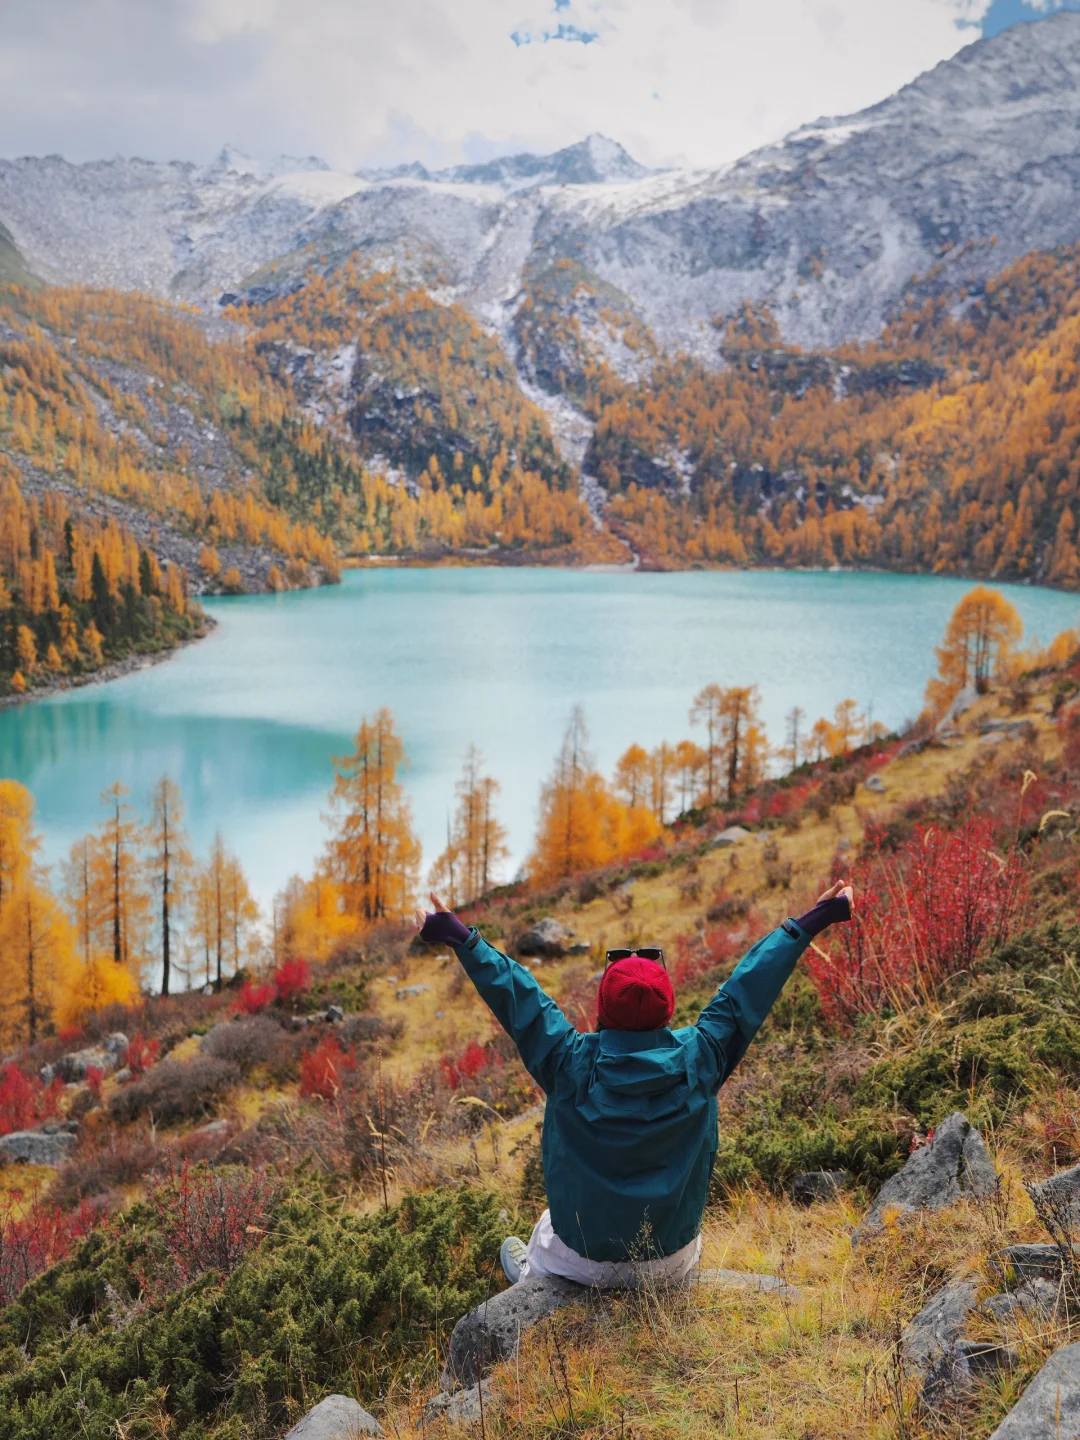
[4,592,1080,1436]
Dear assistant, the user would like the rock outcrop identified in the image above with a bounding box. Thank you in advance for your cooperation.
[853,1112,998,1242]
[0,1127,78,1166]
[515,918,575,959]
[989,1342,1080,1438]
[444,1266,797,1391]
[902,1280,1016,1407]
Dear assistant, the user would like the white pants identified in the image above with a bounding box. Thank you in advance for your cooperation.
[523,1209,702,1289]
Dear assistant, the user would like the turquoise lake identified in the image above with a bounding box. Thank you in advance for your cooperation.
[1,567,1078,911]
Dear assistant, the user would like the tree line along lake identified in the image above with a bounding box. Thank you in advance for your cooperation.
[0,566,1076,911]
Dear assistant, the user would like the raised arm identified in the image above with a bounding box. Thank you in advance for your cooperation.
[415,893,577,1093]
[696,881,853,1090]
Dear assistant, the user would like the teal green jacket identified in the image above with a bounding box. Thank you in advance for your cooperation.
[453,921,812,1263]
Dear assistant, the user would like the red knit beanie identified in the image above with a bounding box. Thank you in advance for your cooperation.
[597,957,675,1031]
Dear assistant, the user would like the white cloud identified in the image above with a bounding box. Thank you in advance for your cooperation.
[0,0,995,171]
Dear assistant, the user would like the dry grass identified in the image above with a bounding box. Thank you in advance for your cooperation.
[383,1157,1075,1440]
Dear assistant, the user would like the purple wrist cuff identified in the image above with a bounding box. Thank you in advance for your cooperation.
[794,895,851,938]
[420,911,471,946]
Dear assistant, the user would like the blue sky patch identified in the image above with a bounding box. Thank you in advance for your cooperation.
[975,0,1080,38]
[511,21,600,46]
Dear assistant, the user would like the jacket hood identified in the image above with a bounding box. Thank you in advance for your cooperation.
[592,1028,696,1100]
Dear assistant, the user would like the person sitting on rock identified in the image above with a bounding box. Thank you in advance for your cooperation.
[414,880,853,1289]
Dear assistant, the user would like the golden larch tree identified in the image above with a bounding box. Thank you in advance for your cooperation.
[926,585,1024,715]
[430,746,510,906]
[91,782,150,978]
[324,708,421,923]
[144,776,194,996]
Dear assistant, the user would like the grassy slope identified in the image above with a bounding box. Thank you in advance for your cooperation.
[3,677,1073,1439]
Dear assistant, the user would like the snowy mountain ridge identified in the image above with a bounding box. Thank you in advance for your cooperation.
[5,15,1080,350]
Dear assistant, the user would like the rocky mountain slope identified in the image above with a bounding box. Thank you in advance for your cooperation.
[4,16,1080,356]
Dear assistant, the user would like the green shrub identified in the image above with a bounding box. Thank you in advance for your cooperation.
[0,1183,506,1440]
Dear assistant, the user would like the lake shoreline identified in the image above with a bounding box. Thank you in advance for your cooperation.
[0,616,218,712]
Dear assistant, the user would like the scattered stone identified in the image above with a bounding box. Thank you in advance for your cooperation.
[325,1004,345,1023]
[865,774,886,794]
[901,1280,1015,1406]
[711,826,750,848]
[992,1243,1078,1284]
[566,941,591,956]
[282,1394,383,1438]
[385,975,398,983]
[435,1010,444,1019]
[446,1274,587,1388]
[0,1129,78,1166]
[853,1112,998,1242]
[193,1118,232,1138]
[396,984,430,1001]
[113,1068,133,1084]
[789,1170,852,1206]
[103,1032,129,1056]
[985,1278,1063,1323]
[424,1381,493,1425]
[516,918,574,959]
[988,1341,1080,1438]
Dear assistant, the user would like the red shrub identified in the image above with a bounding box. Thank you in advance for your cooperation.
[144,1159,275,1291]
[123,1033,159,1079]
[805,818,1028,1024]
[85,1067,104,1103]
[274,957,311,1008]
[234,980,275,1016]
[439,1039,499,1090]
[0,1192,97,1303]
[299,1034,356,1100]
[0,1064,62,1136]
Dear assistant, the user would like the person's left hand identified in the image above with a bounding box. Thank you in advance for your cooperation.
[815,878,855,913]
[413,891,449,934]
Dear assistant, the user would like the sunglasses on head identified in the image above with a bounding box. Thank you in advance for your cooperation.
[605,947,666,969]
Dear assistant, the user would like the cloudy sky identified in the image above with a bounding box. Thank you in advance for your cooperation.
[0,0,1074,172]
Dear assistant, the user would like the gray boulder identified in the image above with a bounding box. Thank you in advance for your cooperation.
[789,1170,852,1206]
[516,918,574,959]
[424,1380,493,1425]
[711,826,750,848]
[988,1342,1080,1439]
[55,1047,115,1082]
[936,684,978,732]
[0,1129,78,1166]
[991,1243,1078,1284]
[103,1032,129,1057]
[446,1274,586,1388]
[865,774,886,794]
[282,1394,382,1438]
[853,1113,998,1242]
[1029,1161,1080,1218]
[985,1278,1063,1324]
[325,1004,345,1023]
[902,1280,1017,1408]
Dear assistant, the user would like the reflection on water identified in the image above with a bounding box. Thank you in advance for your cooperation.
[0,566,1076,909]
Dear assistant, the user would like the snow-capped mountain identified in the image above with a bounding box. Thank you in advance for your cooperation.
[5,15,1080,349]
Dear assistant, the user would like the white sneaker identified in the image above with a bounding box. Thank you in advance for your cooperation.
[500,1235,529,1284]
